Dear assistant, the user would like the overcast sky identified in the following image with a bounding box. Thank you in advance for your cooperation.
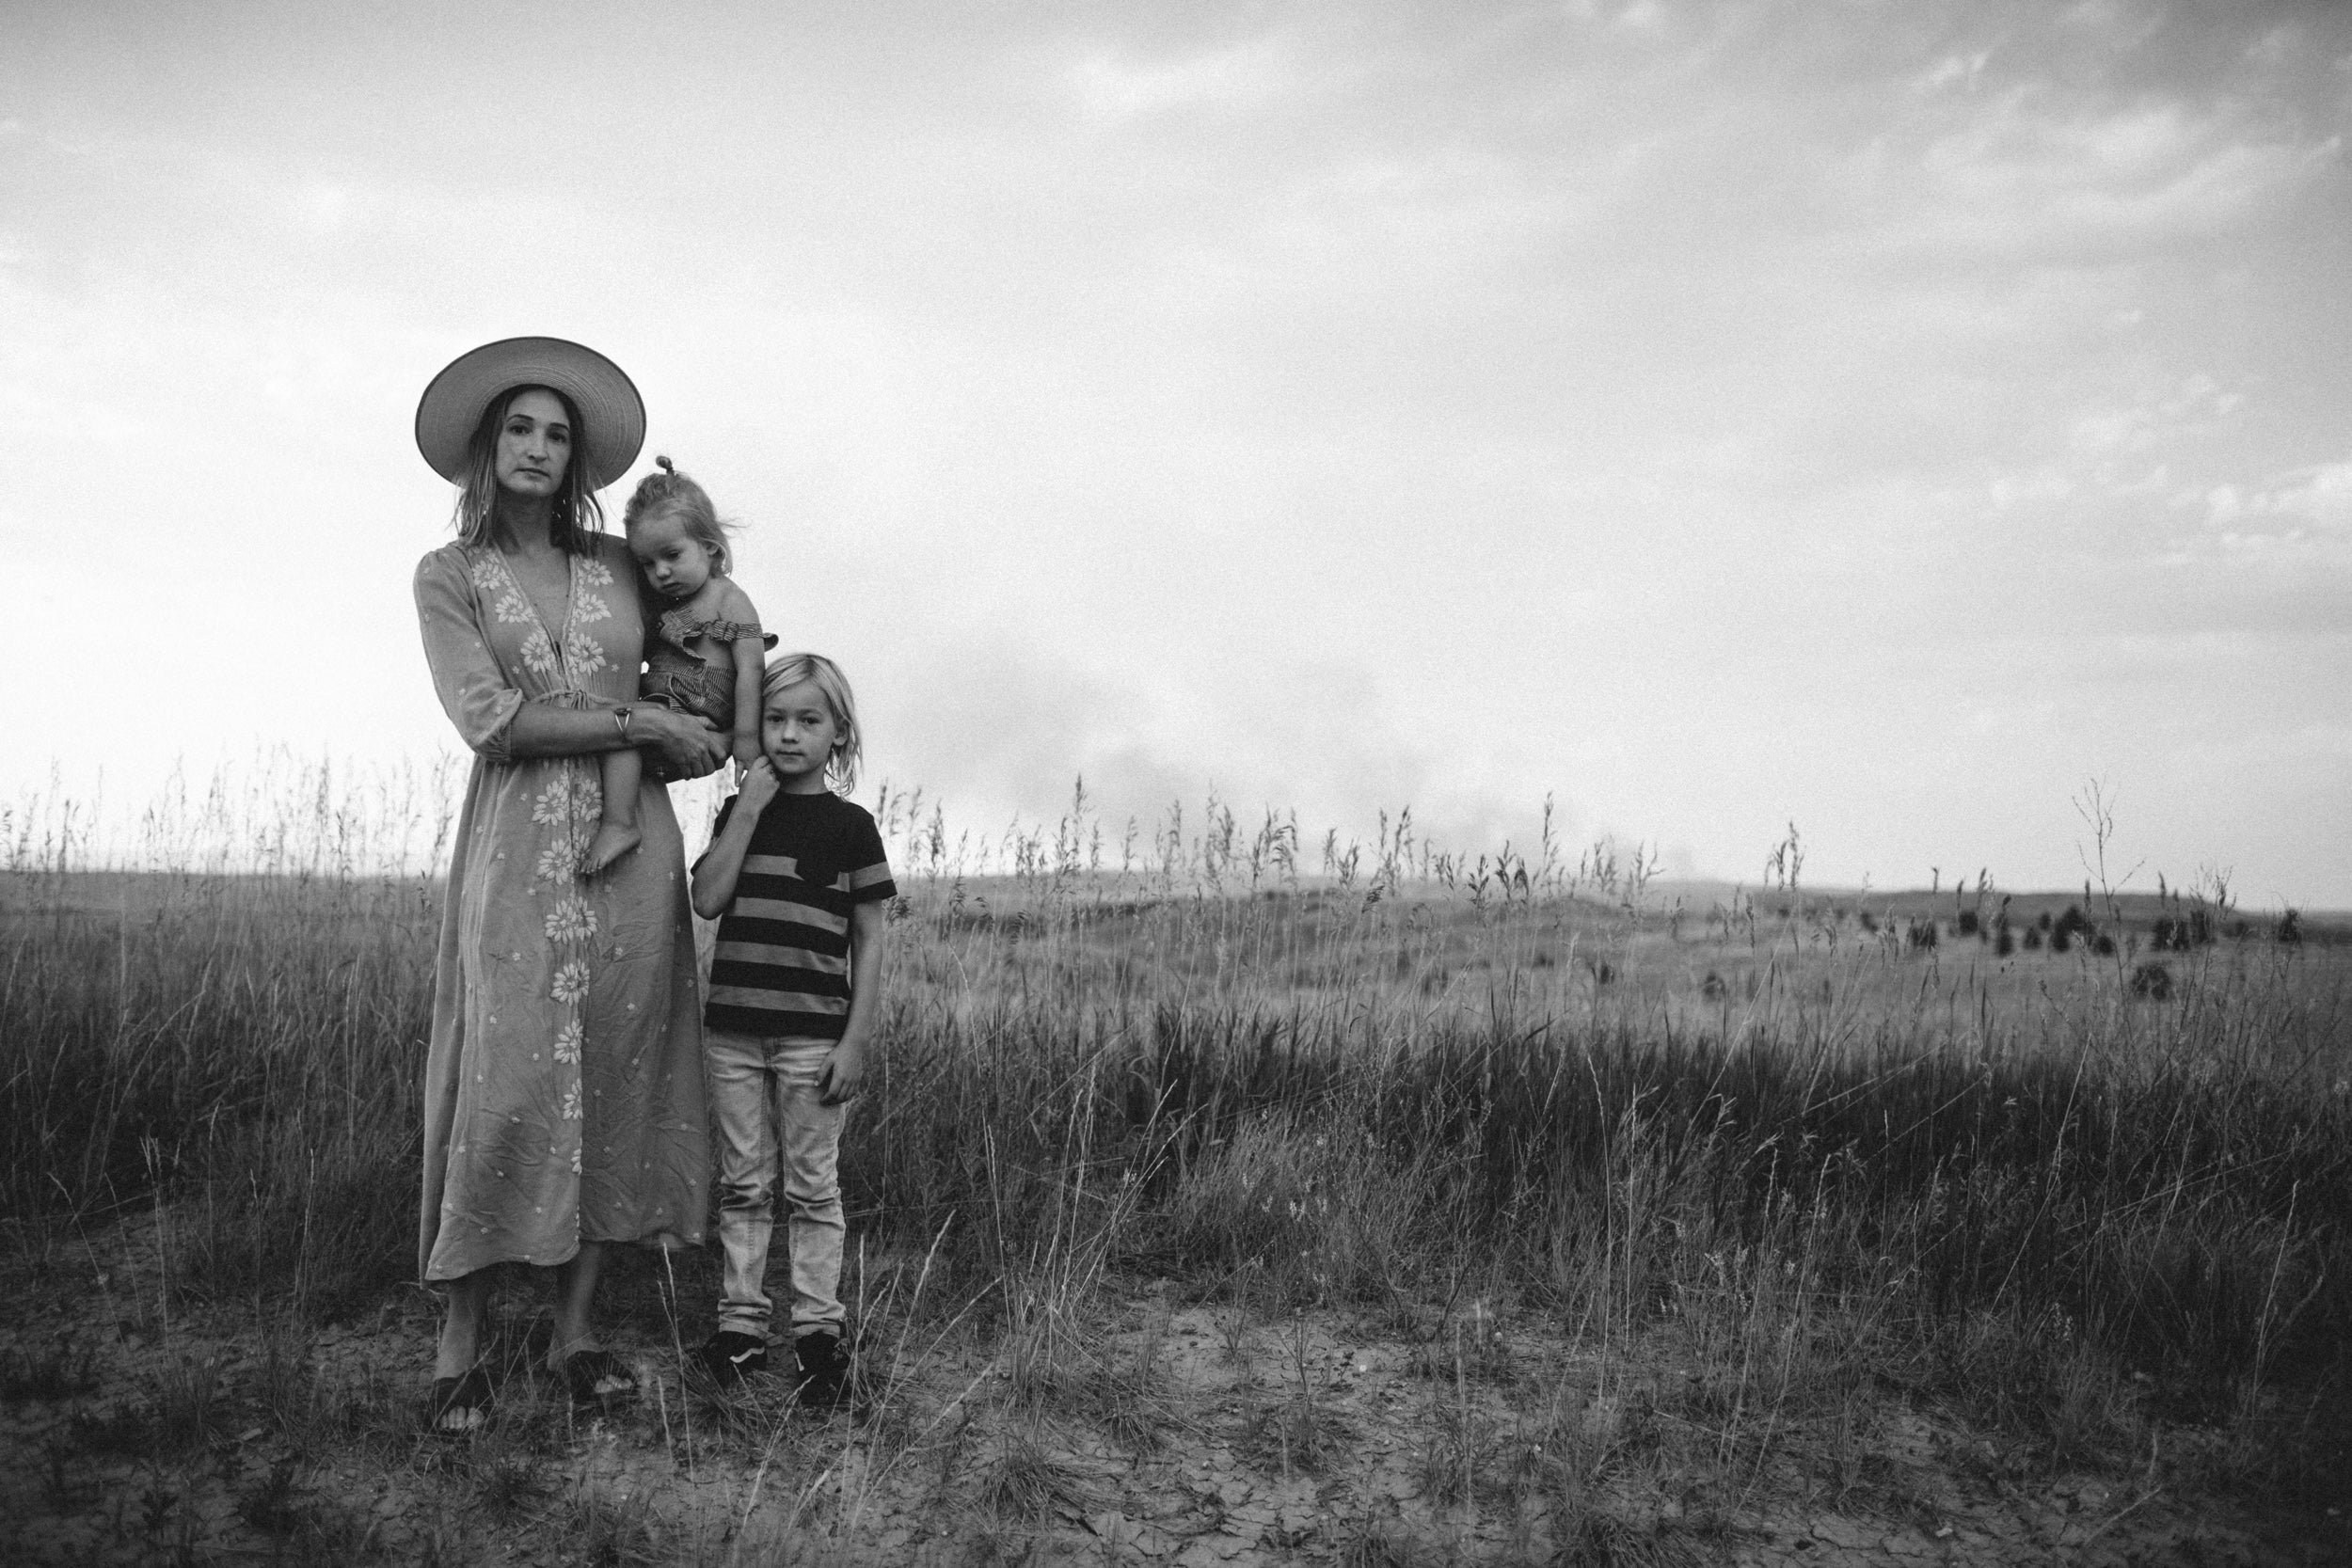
[5,0,2348,906]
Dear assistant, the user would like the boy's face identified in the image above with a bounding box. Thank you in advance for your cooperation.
[762,680,840,790]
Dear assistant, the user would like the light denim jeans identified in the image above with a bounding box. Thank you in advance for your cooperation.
[706,1028,848,1341]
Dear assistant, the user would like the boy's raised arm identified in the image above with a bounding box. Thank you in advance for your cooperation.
[691,763,779,917]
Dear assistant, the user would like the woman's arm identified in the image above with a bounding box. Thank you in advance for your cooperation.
[691,760,780,917]
[818,900,886,1105]
[507,702,730,778]
[415,549,726,777]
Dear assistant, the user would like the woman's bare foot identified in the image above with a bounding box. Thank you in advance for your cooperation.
[583,821,641,876]
[435,1271,491,1379]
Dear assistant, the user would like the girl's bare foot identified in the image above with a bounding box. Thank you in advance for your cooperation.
[583,821,641,876]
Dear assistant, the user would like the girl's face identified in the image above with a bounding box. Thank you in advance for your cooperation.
[628,508,719,601]
[494,388,572,499]
[761,680,842,790]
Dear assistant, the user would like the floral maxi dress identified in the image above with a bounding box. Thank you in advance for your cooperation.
[414,535,708,1283]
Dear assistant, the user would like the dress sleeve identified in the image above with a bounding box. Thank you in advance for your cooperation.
[414,548,524,762]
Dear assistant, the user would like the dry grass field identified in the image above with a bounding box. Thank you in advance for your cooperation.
[2,767,2347,1564]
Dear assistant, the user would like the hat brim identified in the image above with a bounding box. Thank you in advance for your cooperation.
[415,337,645,491]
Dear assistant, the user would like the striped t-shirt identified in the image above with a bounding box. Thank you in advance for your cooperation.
[700,789,896,1040]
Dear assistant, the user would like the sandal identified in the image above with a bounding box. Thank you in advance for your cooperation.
[426,1368,494,1434]
[557,1347,639,1404]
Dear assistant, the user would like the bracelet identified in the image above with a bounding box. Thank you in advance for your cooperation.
[612,705,633,744]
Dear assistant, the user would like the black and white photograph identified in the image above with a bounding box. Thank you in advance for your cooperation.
[3,1,2348,1561]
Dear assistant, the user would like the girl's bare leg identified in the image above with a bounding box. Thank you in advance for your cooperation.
[435,1269,493,1378]
[586,749,643,875]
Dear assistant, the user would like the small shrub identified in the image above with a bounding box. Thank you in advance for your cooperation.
[2129,963,2171,1001]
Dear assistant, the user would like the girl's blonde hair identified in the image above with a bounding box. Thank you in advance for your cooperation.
[762,653,864,794]
[622,455,735,573]
[452,384,605,553]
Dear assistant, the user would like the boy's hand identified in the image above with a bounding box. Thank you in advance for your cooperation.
[815,1039,864,1106]
[733,737,764,776]
[737,757,782,815]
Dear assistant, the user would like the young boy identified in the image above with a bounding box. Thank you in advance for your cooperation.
[691,654,893,1404]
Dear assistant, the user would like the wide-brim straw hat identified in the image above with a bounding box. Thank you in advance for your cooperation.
[414,336,645,490]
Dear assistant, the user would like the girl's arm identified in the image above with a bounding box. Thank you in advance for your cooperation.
[691,760,781,918]
[729,635,765,770]
[818,899,886,1106]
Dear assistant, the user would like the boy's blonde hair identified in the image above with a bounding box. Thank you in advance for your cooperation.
[622,455,736,573]
[762,653,864,794]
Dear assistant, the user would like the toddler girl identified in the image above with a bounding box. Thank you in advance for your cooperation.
[690,654,893,1403]
[586,457,772,876]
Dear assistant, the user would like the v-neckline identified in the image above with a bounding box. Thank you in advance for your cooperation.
[498,546,574,647]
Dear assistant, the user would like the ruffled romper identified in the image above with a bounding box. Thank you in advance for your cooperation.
[641,609,776,730]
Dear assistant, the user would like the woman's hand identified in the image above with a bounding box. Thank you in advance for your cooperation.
[633,705,728,780]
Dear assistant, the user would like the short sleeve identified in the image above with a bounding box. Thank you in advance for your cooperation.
[846,809,896,903]
[414,548,523,762]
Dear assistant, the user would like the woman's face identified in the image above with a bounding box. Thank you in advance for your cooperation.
[493,388,573,499]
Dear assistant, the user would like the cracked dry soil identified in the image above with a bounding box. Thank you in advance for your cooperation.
[2,1212,2344,1566]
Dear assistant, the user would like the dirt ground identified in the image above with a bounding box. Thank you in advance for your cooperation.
[2,1211,2344,1566]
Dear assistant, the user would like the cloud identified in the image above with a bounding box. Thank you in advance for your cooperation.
[1066,36,1296,124]
[863,639,1564,861]
[1892,95,2328,262]
[2198,457,2352,537]
[2270,460,2352,527]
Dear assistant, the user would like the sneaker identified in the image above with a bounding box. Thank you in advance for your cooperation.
[700,1330,771,1387]
[794,1330,852,1407]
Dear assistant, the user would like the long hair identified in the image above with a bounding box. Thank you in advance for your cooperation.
[449,384,606,553]
[623,455,737,574]
[761,653,865,795]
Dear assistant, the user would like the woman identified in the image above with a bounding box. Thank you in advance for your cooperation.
[411,337,727,1433]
